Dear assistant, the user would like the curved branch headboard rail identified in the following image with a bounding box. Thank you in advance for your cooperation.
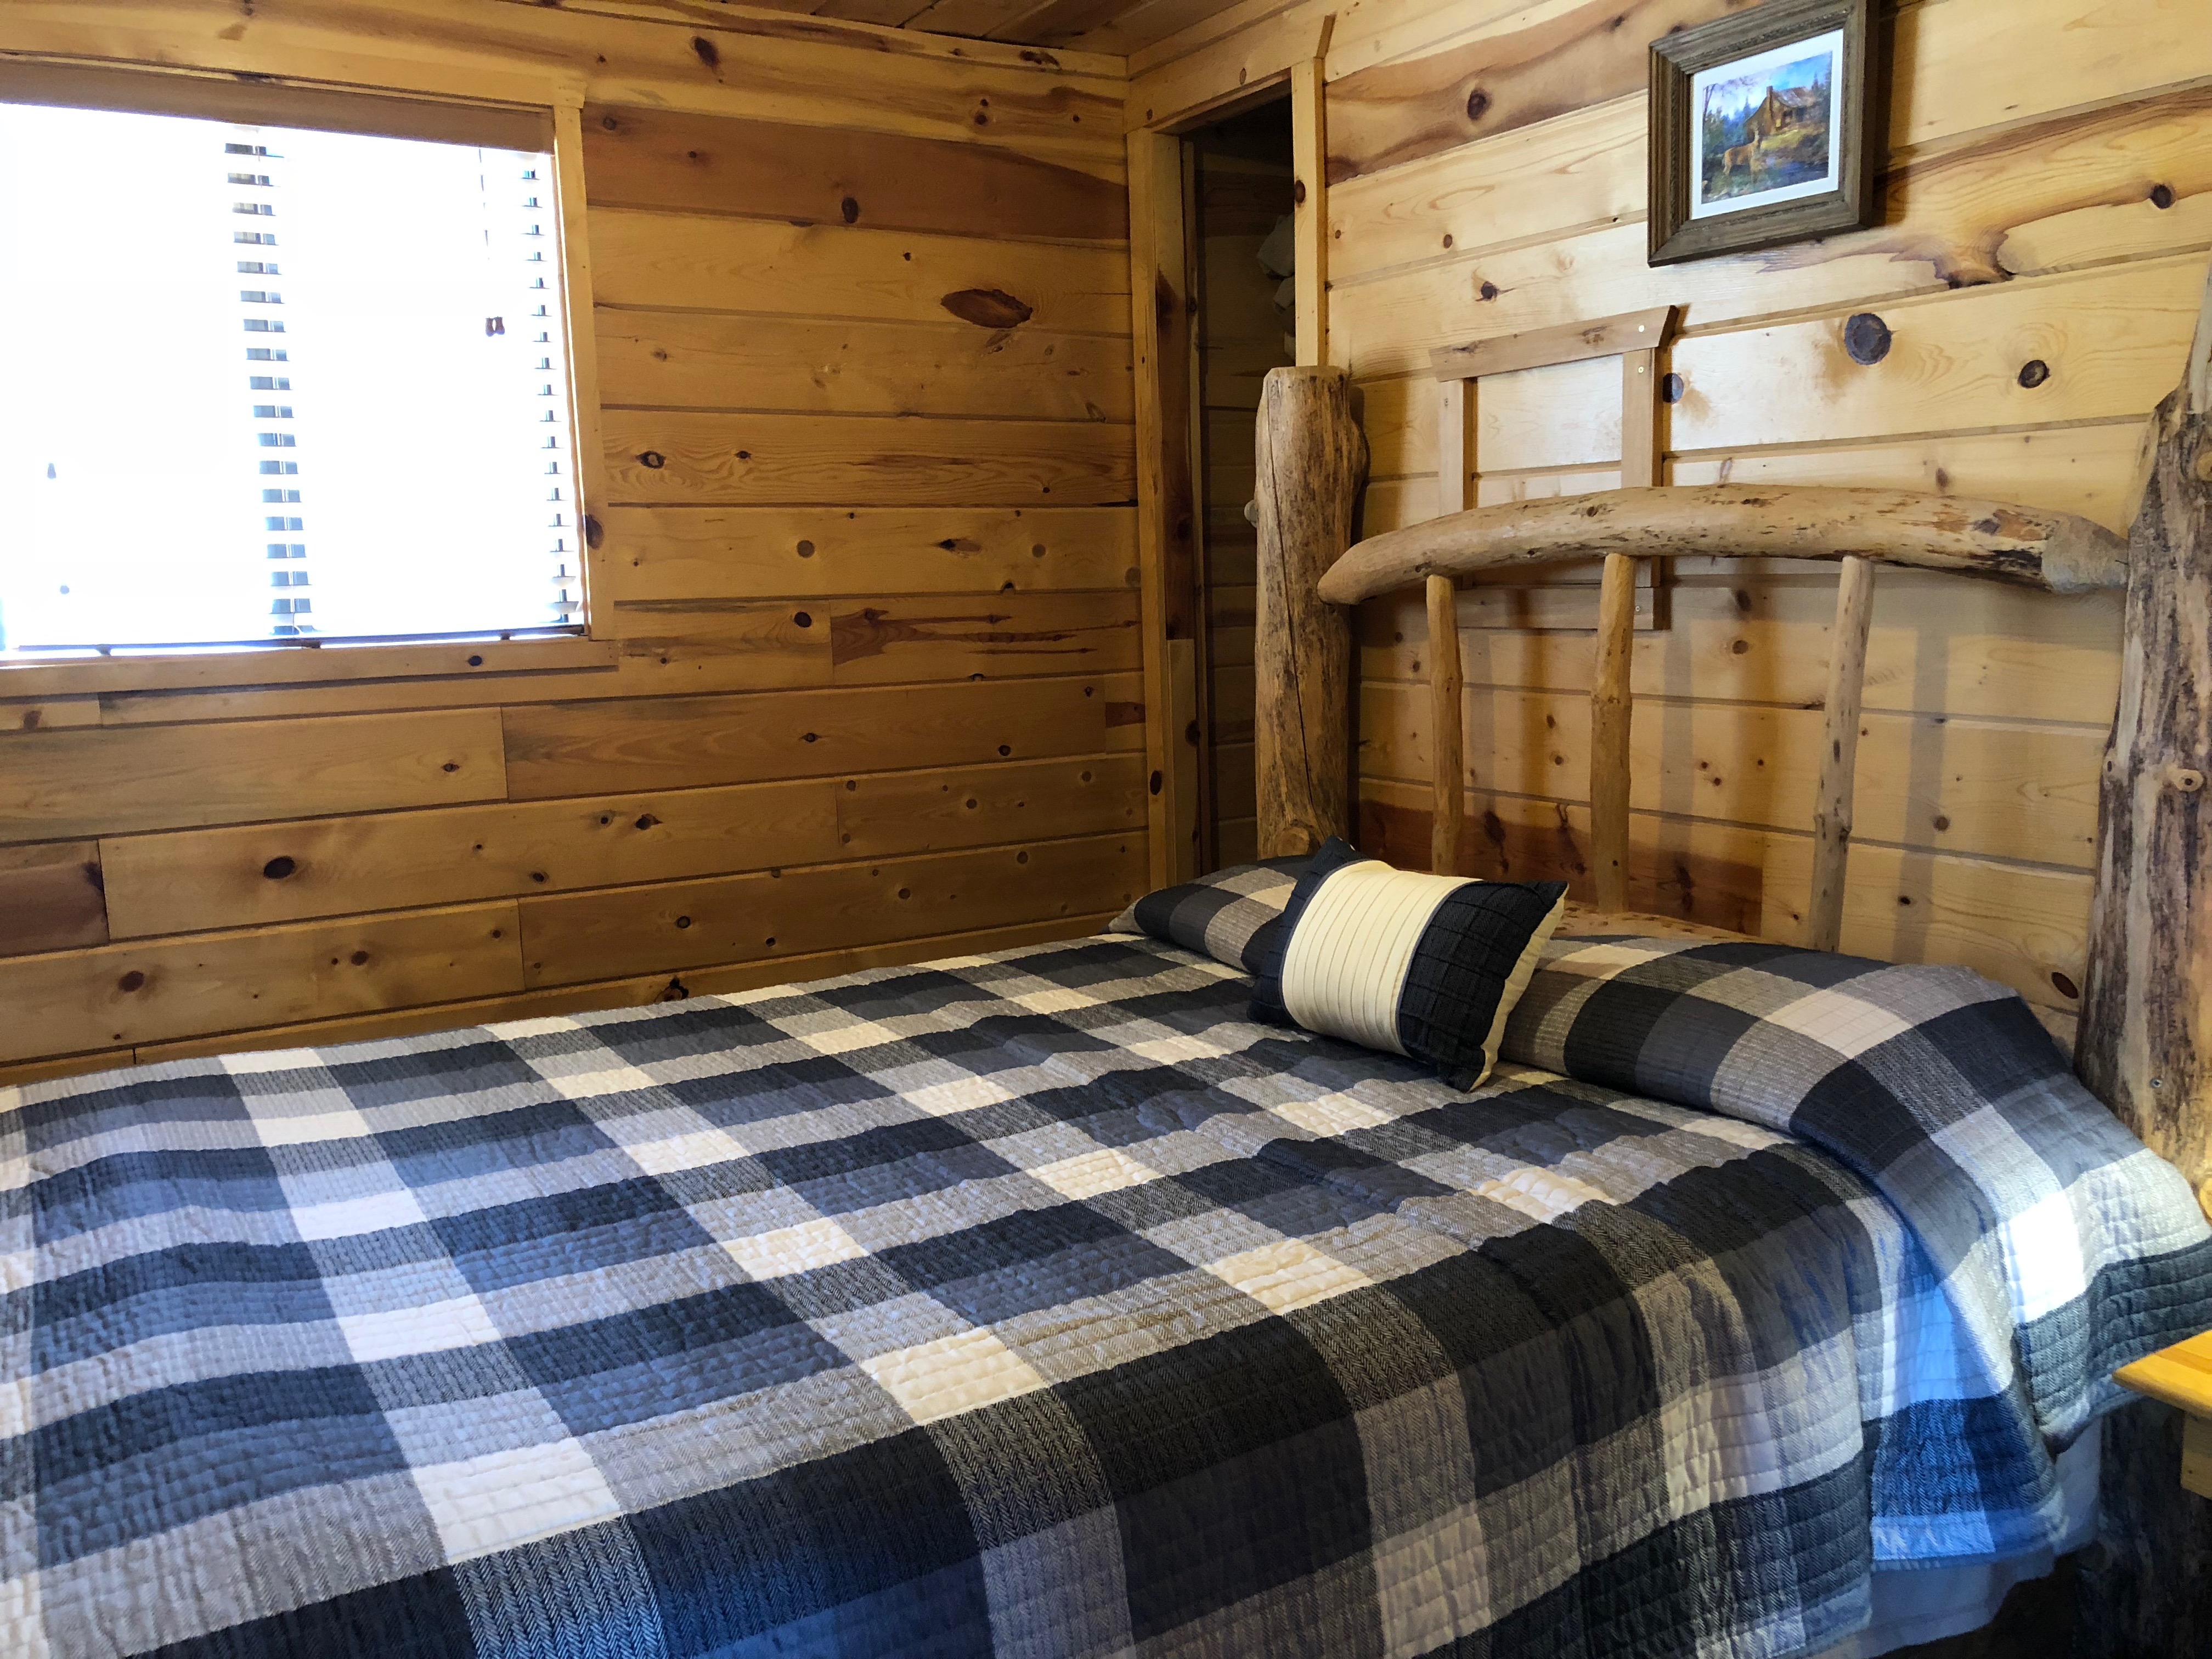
[1316,483,2130,607]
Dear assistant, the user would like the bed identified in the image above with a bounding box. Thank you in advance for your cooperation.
[10,332,2211,1657]
[4,899,2208,1658]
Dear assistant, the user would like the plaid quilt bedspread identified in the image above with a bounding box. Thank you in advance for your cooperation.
[4,933,2207,1659]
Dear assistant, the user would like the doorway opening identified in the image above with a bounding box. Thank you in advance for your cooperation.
[1188,95,1294,870]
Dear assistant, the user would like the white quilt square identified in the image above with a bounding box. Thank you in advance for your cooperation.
[411,1437,623,1564]
[722,1215,871,1281]
[858,1327,1051,1425]
[1026,1146,1160,1203]
[793,1018,905,1057]
[1206,1237,1373,1317]
[220,1047,325,1077]
[1273,1092,1395,1141]
[620,1125,752,1178]
[1762,986,1916,1059]
[339,1291,503,1364]
[901,1075,1017,1119]
[289,1184,432,1242]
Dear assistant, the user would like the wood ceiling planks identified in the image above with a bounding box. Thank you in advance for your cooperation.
[629,0,1258,58]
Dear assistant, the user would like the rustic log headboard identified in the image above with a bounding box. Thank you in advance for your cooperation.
[1248,270,2212,1215]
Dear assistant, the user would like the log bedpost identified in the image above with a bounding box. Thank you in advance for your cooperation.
[1254,365,1368,857]
[2078,267,2212,1217]
[1807,555,1876,952]
[1427,575,1465,873]
[1429,376,1470,874]
[2072,258,2212,1659]
[1589,346,1665,912]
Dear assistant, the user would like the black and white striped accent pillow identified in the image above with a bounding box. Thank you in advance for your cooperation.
[1250,838,1568,1090]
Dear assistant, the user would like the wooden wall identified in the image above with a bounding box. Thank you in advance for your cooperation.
[0,0,1144,1082]
[1132,0,2212,1043]
[1191,101,1296,868]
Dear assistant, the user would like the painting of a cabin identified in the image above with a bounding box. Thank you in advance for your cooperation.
[1695,37,1839,211]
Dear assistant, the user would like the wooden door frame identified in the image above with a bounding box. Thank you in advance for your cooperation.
[1128,67,1318,886]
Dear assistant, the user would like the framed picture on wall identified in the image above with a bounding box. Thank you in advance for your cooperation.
[1647,0,1886,266]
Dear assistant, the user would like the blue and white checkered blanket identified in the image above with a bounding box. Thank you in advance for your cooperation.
[4,931,2206,1658]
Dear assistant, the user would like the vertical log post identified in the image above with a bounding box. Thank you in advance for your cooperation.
[1427,576,1465,873]
[1589,347,1664,912]
[1429,377,1470,873]
[1589,559,1637,913]
[1255,365,1367,857]
[2080,267,2212,1212]
[2072,261,2212,1659]
[1807,555,1877,951]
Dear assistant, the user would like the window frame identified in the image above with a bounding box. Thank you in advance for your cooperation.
[0,57,609,696]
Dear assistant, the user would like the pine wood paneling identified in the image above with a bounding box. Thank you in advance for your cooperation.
[1669,258,2211,455]
[597,312,1134,423]
[1359,679,2104,870]
[601,410,1137,507]
[599,603,834,692]
[0,698,101,732]
[1,0,1130,154]
[825,591,1143,682]
[590,208,1130,332]
[503,673,1143,799]
[99,779,843,939]
[0,902,524,1065]
[0,844,108,957]
[582,105,1130,240]
[606,506,1141,601]
[0,710,506,843]
[520,831,1144,984]
[839,754,1146,854]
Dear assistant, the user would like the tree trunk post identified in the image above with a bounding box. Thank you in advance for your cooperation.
[1254,365,1367,858]
[2079,275,2212,1215]
[2073,261,2212,1659]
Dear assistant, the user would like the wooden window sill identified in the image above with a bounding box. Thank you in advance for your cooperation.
[0,637,619,701]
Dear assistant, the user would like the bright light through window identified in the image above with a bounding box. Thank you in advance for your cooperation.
[0,102,579,655]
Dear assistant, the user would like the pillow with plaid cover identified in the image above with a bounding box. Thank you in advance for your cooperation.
[1107,854,1307,971]
[1246,837,1568,1091]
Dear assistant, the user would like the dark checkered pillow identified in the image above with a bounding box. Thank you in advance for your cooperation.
[1107,855,1307,972]
[1247,838,1568,1090]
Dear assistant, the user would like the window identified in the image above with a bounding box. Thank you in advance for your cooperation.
[1,103,573,654]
